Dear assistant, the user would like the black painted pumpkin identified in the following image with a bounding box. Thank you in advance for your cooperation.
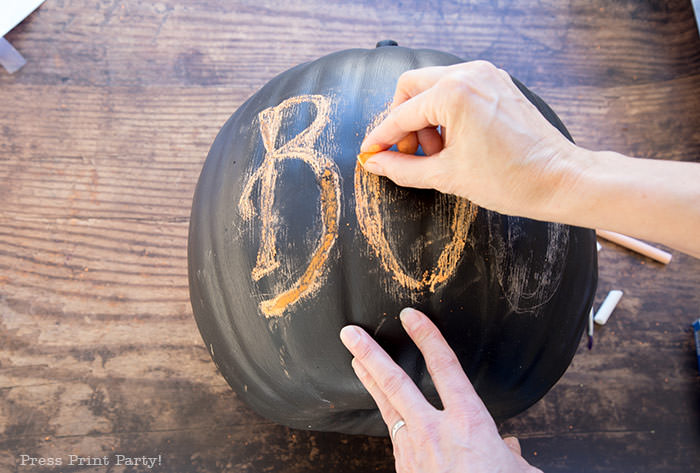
[188,41,597,436]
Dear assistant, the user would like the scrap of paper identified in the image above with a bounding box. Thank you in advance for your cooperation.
[0,0,46,73]
[0,0,46,37]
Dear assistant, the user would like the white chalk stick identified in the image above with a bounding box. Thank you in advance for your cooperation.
[596,230,672,264]
[0,37,25,73]
[594,290,623,325]
[596,241,602,252]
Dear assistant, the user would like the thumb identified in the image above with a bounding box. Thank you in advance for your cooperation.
[359,150,447,191]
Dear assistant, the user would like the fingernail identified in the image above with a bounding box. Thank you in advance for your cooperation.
[340,325,361,348]
[399,307,420,326]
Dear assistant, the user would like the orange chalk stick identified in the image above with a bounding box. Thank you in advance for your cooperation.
[357,144,383,165]
[357,151,377,165]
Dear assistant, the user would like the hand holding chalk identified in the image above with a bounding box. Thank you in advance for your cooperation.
[359,61,700,258]
[357,61,582,220]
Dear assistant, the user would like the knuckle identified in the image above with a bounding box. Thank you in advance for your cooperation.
[379,370,406,401]
[352,338,373,362]
[440,71,468,91]
[439,72,474,105]
[497,67,511,80]
[410,316,437,345]
[451,61,501,89]
[397,69,419,87]
[470,59,497,74]
[428,350,462,377]
[360,371,378,391]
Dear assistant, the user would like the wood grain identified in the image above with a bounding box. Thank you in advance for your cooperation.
[1,0,699,472]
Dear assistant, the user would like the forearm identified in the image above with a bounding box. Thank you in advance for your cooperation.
[547,148,700,258]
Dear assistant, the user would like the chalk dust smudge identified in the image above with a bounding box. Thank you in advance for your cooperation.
[238,95,341,317]
[487,213,569,313]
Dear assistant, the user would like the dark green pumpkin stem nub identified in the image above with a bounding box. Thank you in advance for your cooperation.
[376,40,398,47]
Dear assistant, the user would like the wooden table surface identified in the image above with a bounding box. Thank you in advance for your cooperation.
[1,1,699,472]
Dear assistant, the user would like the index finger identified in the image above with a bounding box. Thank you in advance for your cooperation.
[360,67,447,153]
[361,86,442,152]
[399,308,488,414]
[340,325,433,423]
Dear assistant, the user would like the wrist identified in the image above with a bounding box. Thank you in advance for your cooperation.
[530,140,598,225]
[543,146,667,233]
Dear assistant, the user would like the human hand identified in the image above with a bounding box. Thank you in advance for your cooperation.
[339,308,542,473]
[358,61,585,220]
